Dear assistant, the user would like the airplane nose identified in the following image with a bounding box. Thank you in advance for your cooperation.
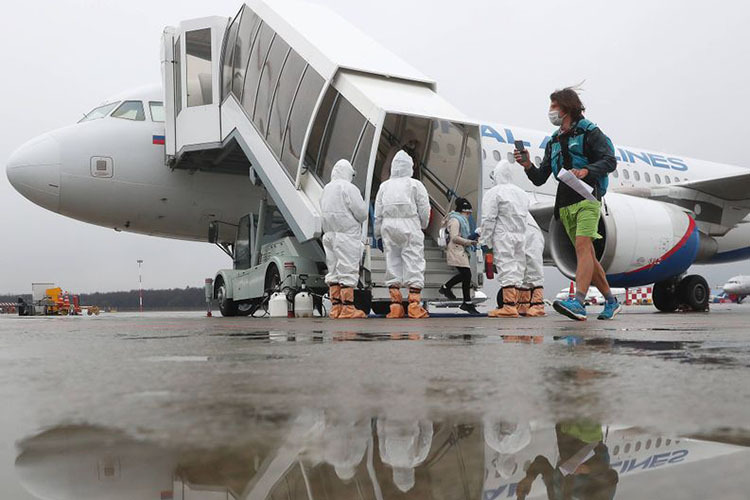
[6,134,61,213]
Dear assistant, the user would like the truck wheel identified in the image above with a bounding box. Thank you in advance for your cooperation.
[265,264,281,293]
[217,281,237,317]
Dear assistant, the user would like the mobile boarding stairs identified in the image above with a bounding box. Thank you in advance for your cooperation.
[161,0,486,314]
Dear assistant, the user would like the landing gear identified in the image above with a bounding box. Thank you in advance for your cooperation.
[653,274,710,312]
[677,275,710,311]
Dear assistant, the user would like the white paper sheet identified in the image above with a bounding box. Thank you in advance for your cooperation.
[558,169,597,202]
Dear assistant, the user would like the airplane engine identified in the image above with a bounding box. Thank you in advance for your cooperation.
[549,193,701,289]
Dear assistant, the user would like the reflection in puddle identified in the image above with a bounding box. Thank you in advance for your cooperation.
[15,415,749,500]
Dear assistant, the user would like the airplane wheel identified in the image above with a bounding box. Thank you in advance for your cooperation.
[653,280,679,312]
[678,274,710,311]
[217,281,237,317]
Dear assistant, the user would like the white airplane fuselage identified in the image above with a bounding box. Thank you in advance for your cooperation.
[722,275,750,300]
[7,84,750,267]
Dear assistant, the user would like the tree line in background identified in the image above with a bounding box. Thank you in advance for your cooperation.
[0,287,209,311]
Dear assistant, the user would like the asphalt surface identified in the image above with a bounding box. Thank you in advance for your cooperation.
[2,304,750,499]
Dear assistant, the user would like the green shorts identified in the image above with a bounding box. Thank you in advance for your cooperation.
[559,200,602,242]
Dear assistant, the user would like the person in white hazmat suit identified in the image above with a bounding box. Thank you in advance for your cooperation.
[377,418,433,493]
[483,418,533,480]
[320,159,368,319]
[480,161,539,317]
[518,214,546,317]
[323,418,370,481]
[374,150,431,319]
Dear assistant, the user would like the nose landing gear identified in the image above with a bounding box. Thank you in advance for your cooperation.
[653,274,710,312]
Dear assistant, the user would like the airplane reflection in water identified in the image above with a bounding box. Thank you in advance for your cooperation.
[15,414,748,500]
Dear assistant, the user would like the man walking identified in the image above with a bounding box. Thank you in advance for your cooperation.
[514,87,621,321]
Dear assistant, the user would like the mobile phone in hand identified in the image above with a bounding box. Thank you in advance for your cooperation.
[514,140,526,152]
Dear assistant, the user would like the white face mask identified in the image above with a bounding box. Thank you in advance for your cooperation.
[548,110,564,127]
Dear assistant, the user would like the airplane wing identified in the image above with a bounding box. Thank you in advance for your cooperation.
[678,171,750,206]
[613,170,750,236]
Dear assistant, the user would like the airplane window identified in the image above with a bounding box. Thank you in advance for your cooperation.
[149,102,164,122]
[612,445,619,455]
[482,148,486,160]
[447,143,456,156]
[665,439,671,446]
[79,101,119,122]
[535,156,542,165]
[646,439,652,449]
[624,443,631,453]
[623,169,630,180]
[506,152,515,163]
[635,441,641,451]
[111,101,145,121]
[644,172,651,183]
[673,177,680,183]
[633,171,641,181]
[655,174,662,184]
[492,150,501,161]
[612,170,619,178]
[655,437,662,448]
[665,176,671,184]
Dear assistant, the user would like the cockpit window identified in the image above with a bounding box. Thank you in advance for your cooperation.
[112,100,146,121]
[79,102,119,122]
[149,101,165,122]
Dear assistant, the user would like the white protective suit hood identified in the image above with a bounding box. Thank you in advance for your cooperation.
[483,419,532,455]
[377,419,433,493]
[391,150,414,179]
[331,159,355,183]
[479,160,531,287]
[490,160,514,186]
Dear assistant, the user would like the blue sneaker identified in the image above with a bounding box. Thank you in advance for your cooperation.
[553,298,587,321]
[598,299,622,320]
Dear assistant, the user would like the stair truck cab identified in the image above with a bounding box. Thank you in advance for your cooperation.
[162,1,486,316]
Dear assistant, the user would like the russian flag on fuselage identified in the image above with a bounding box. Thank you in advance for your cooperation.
[152,135,165,145]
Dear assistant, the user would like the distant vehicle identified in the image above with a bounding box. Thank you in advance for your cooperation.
[555,286,627,305]
[721,275,750,303]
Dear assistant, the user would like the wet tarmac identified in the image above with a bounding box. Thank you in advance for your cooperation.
[2,305,750,499]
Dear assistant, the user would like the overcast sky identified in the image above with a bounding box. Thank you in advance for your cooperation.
[1,0,748,294]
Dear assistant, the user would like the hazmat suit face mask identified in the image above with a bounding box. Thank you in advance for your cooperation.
[548,109,565,127]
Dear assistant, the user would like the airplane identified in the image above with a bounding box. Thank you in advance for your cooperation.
[721,275,750,303]
[6,0,750,315]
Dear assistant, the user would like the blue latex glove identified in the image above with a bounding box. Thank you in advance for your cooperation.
[377,239,384,252]
[467,231,480,241]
